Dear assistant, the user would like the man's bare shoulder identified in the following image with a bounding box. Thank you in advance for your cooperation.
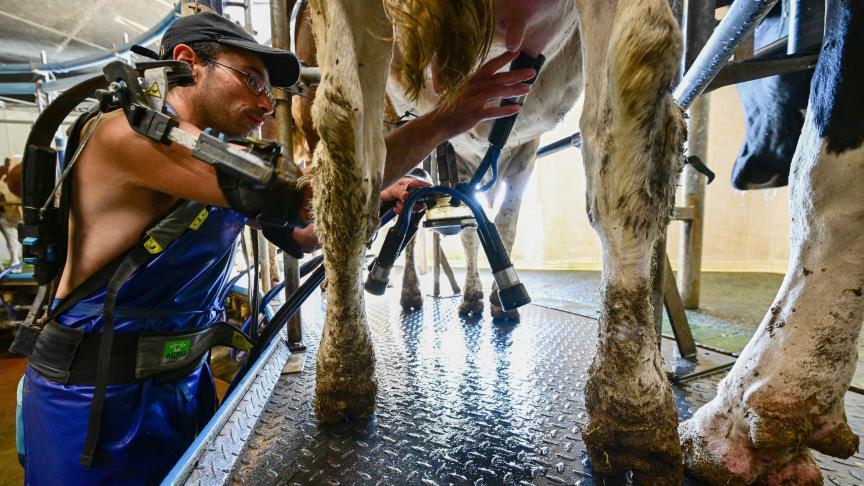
[77,107,228,206]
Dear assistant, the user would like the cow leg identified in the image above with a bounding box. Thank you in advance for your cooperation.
[308,0,392,422]
[400,237,423,311]
[488,140,539,322]
[681,2,863,483]
[576,0,685,481]
[458,227,484,316]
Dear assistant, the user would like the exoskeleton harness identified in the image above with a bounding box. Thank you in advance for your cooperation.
[10,59,305,466]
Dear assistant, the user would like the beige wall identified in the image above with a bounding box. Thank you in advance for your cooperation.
[431,85,792,274]
[0,109,37,162]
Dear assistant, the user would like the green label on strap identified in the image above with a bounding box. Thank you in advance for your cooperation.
[162,339,191,365]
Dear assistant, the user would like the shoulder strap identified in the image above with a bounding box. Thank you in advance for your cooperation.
[78,199,207,466]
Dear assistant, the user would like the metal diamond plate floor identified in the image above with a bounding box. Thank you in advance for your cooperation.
[226,292,864,485]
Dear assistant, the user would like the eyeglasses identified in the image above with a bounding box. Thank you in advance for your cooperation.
[205,58,273,101]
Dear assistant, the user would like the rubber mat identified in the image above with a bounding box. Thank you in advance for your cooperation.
[221,293,864,485]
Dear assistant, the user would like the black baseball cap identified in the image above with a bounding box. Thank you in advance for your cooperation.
[135,12,300,88]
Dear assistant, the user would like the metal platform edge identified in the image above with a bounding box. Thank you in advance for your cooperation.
[161,333,291,486]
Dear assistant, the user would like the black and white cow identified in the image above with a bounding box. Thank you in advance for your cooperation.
[732,3,813,190]
[680,1,864,484]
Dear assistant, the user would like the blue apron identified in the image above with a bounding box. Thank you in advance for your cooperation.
[21,206,247,486]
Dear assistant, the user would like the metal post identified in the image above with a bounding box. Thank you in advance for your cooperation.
[242,0,254,33]
[418,228,428,275]
[788,0,825,55]
[271,0,304,348]
[432,233,441,297]
[677,0,715,309]
[673,0,779,111]
[650,236,667,345]
[257,230,271,294]
[429,152,442,294]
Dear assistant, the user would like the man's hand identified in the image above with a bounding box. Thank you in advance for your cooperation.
[292,225,319,253]
[380,176,432,215]
[428,50,536,140]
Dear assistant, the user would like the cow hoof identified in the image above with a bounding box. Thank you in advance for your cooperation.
[400,292,423,313]
[458,295,484,316]
[491,305,520,322]
[680,417,824,486]
[315,372,378,423]
[680,389,857,485]
[583,409,683,484]
[584,318,682,483]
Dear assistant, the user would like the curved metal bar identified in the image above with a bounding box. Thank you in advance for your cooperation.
[0,263,24,282]
[398,186,488,236]
[536,132,582,159]
[673,0,779,111]
[0,5,179,76]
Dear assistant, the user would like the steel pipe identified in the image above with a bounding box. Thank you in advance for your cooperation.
[271,0,304,347]
[536,132,581,159]
[788,0,825,55]
[673,0,779,111]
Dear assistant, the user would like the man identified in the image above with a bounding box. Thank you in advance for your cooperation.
[18,11,534,485]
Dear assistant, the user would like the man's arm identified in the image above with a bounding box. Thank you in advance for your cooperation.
[93,110,312,222]
[381,50,536,187]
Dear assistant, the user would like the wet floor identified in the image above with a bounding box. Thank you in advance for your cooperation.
[442,268,864,389]
[227,285,864,485]
[3,268,862,485]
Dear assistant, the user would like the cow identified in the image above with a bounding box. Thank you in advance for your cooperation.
[732,3,813,190]
[305,0,686,482]
[393,3,582,323]
[291,1,582,324]
[679,1,864,484]
[0,157,22,271]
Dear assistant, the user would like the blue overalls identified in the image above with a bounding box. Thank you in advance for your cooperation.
[21,206,247,485]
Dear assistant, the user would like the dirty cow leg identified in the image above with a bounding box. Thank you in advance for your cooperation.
[488,139,539,322]
[681,2,864,483]
[308,0,392,422]
[576,0,685,481]
[400,238,423,311]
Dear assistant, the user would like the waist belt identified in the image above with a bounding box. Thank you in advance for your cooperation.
[15,320,253,386]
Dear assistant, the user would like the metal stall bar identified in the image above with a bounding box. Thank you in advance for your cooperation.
[676,0,716,311]
[272,0,306,355]
[674,0,778,309]
[788,0,825,55]
[673,0,780,111]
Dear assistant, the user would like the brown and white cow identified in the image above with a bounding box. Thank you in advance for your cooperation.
[394,2,582,322]
[306,0,685,482]
[680,1,864,484]
[0,157,22,270]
